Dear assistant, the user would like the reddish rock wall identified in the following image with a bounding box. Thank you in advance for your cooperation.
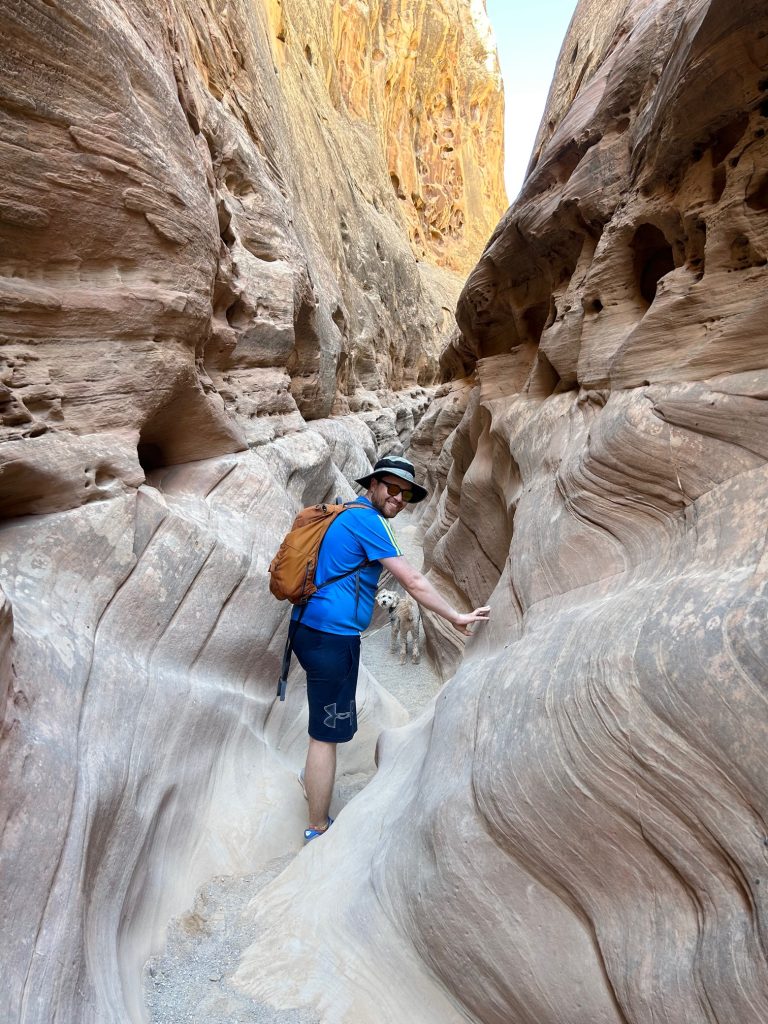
[237,2,768,1022]
[0,1,504,1021]
[0,0,506,521]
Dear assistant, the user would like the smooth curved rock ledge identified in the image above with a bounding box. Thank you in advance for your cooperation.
[0,435,408,1024]
[235,1,768,1022]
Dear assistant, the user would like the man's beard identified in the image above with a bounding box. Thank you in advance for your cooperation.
[369,490,400,517]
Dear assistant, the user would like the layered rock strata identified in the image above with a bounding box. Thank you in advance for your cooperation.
[236,1,768,1022]
[1,440,408,1024]
[0,0,505,1021]
[331,0,507,273]
[0,0,506,519]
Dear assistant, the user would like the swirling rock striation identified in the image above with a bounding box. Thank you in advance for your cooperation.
[236,1,768,1022]
[0,0,504,1021]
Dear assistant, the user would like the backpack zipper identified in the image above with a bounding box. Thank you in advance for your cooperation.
[300,559,312,601]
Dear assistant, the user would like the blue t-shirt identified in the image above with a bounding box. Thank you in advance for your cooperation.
[292,497,402,635]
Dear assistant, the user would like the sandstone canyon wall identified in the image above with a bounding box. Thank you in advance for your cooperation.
[0,1,505,1021]
[236,1,768,1022]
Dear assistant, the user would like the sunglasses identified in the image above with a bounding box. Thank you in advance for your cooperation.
[378,480,414,502]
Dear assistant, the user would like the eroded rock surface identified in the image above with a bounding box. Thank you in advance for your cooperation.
[332,0,507,274]
[0,0,506,519]
[235,1,768,1022]
[0,439,404,1024]
[0,1,505,1022]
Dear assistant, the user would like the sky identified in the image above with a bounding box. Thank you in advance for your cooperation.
[485,0,580,202]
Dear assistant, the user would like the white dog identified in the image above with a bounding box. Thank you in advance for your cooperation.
[376,589,420,665]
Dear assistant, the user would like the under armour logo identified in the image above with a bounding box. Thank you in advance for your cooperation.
[324,700,357,729]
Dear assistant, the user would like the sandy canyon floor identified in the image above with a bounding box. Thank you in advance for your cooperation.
[144,518,439,1024]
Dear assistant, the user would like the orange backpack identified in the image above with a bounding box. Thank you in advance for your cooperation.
[268,501,369,604]
[270,500,370,700]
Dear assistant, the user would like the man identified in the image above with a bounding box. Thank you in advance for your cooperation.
[291,455,490,843]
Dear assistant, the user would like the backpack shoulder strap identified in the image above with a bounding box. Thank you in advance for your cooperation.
[313,501,375,590]
[276,500,373,700]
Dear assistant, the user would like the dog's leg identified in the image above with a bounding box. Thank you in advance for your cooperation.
[399,620,408,665]
[412,616,420,664]
[390,615,399,653]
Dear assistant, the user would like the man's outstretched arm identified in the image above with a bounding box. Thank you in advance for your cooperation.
[379,556,490,636]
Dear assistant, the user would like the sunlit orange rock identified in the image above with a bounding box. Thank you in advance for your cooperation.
[236,3,768,1023]
[331,0,507,275]
[0,0,505,1019]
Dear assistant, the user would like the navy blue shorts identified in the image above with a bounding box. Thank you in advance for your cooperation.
[292,623,361,743]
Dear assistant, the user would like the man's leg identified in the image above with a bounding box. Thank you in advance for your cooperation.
[304,737,336,831]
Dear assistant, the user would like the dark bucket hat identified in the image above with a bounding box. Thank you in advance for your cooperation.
[356,455,428,504]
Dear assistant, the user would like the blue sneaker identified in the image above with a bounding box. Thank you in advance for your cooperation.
[303,817,333,844]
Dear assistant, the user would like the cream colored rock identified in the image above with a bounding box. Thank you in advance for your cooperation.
[0,585,12,727]
[181,0,496,420]
[0,446,406,1023]
[0,432,144,518]
[0,0,506,1020]
[309,415,377,498]
[1,0,504,520]
[236,2,768,1023]
[348,384,433,456]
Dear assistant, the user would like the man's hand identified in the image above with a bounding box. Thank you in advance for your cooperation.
[380,556,492,635]
[451,607,491,636]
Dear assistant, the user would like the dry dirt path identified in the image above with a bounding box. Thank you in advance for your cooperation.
[361,517,439,719]
[144,514,440,1024]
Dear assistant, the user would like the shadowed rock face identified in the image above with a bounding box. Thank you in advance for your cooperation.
[0,1,504,1022]
[0,0,506,518]
[235,1,768,1022]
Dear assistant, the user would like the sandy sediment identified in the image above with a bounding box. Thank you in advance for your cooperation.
[144,515,441,1023]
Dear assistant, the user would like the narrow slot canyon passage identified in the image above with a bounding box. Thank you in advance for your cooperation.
[5,1,768,1021]
[143,512,440,1024]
